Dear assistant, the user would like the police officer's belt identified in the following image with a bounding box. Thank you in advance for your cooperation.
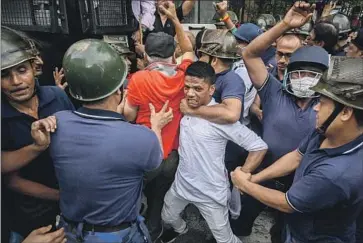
[63,216,134,232]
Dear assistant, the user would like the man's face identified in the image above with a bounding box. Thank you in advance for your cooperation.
[1,61,36,103]
[184,75,215,108]
[276,39,300,73]
[345,42,363,57]
[314,96,336,132]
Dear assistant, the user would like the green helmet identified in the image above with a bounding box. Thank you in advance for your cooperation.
[63,39,128,102]
[198,29,240,60]
[1,26,37,70]
[108,43,133,55]
[311,57,363,110]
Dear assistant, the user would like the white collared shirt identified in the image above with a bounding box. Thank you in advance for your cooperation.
[174,99,267,206]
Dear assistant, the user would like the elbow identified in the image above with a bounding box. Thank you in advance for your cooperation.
[242,48,254,60]
[225,111,240,124]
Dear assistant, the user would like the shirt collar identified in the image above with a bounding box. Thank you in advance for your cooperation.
[318,132,363,156]
[2,80,56,118]
[216,69,231,76]
[74,107,126,121]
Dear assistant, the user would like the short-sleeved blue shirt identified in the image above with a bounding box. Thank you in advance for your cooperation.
[285,130,363,243]
[258,74,316,168]
[213,69,246,164]
[50,107,163,226]
[213,69,245,123]
[1,84,74,236]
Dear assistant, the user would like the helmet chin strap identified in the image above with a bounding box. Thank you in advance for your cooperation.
[317,102,344,134]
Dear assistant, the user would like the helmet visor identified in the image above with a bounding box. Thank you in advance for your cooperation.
[287,70,322,98]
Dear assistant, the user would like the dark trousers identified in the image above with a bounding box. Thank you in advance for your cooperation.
[357,212,363,243]
[144,151,179,241]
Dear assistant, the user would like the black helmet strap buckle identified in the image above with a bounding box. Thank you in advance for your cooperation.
[317,101,344,134]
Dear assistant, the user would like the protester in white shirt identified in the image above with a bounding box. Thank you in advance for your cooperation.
[159,61,268,243]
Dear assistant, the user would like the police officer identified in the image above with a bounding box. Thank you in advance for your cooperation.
[328,13,352,56]
[36,39,172,243]
[1,26,74,242]
[232,56,363,243]
[235,1,329,239]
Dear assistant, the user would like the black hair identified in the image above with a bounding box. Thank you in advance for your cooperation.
[185,61,216,85]
[313,21,339,54]
[353,108,363,127]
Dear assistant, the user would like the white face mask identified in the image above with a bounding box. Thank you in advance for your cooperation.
[289,76,320,98]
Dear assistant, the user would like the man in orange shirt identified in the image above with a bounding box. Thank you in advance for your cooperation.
[123,1,194,241]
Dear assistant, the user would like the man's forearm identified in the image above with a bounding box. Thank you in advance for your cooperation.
[2,144,46,174]
[252,150,302,184]
[171,16,193,53]
[151,128,164,155]
[192,104,240,124]
[7,175,59,201]
[244,21,290,58]
[239,180,293,213]
[242,150,267,173]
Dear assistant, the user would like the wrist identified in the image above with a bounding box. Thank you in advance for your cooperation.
[170,16,179,23]
[32,143,48,152]
[220,14,230,22]
[151,126,162,134]
[251,173,262,184]
[241,166,252,173]
[279,20,292,31]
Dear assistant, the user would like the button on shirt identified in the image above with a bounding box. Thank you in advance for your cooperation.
[174,99,267,206]
[258,74,316,168]
[50,107,163,226]
[285,130,363,243]
[1,85,75,236]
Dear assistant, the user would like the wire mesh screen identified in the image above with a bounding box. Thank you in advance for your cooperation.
[90,0,129,26]
[1,0,68,33]
[82,0,137,34]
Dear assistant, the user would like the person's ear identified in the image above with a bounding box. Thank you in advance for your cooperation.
[340,106,354,122]
[209,84,216,96]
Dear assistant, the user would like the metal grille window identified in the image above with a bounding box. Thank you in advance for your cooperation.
[79,0,137,34]
[1,0,68,33]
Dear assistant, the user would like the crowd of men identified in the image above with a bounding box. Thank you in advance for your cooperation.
[2,1,363,243]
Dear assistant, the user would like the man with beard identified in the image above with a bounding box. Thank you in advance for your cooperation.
[230,1,330,239]
[1,26,74,242]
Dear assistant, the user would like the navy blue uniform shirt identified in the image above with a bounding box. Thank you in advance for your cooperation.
[258,74,316,169]
[1,84,74,236]
[213,69,247,167]
[213,69,245,121]
[50,107,162,226]
[285,130,363,243]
